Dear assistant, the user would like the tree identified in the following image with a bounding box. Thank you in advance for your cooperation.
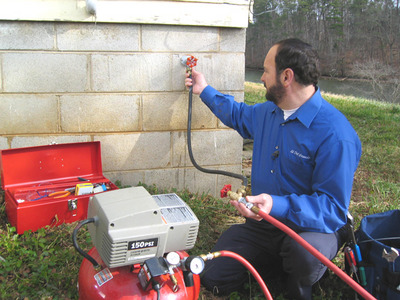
[352,59,400,103]
[246,0,400,80]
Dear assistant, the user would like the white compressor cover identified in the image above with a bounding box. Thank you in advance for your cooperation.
[87,186,199,268]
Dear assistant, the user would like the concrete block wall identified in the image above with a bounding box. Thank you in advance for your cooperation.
[0,21,246,197]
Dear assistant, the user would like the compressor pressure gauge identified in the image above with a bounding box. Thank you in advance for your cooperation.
[166,251,181,266]
[184,256,205,275]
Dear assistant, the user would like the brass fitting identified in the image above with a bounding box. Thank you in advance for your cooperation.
[251,205,260,214]
[94,265,102,272]
[186,66,192,77]
[169,273,179,292]
[221,184,247,201]
[226,187,246,201]
[200,252,222,262]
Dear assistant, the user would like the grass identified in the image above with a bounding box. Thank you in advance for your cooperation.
[0,224,89,299]
[321,92,400,220]
[0,82,399,299]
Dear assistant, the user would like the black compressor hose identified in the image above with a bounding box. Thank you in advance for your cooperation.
[187,83,248,187]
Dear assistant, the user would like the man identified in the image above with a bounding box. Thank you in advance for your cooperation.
[185,38,361,299]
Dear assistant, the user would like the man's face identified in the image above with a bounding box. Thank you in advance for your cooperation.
[265,78,285,105]
[260,45,285,106]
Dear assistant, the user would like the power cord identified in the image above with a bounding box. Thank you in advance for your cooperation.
[72,218,100,269]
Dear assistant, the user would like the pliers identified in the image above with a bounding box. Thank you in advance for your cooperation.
[49,190,72,198]
[32,187,74,200]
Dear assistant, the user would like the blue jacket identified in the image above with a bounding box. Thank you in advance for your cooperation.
[200,85,362,233]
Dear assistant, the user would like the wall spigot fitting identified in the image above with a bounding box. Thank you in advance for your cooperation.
[180,55,198,76]
[180,56,190,66]
[180,55,198,68]
[220,184,246,200]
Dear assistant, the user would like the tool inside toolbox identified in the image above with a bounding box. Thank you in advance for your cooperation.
[10,177,113,203]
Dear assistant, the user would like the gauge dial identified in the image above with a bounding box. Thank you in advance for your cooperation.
[186,256,205,275]
[166,252,181,266]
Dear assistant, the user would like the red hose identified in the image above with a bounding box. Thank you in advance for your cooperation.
[256,209,376,300]
[219,250,273,300]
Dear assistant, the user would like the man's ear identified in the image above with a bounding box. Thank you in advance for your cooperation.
[281,68,294,87]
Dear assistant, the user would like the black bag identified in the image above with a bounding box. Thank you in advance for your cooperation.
[356,210,400,299]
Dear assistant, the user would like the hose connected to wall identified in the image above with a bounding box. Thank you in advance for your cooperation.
[187,84,248,187]
[185,57,248,187]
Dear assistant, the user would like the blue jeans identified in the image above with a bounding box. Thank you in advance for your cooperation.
[201,219,345,300]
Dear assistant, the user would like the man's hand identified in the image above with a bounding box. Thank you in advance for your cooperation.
[185,69,208,95]
[230,194,273,221]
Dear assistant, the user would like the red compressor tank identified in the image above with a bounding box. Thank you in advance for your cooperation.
[78,247,201,300]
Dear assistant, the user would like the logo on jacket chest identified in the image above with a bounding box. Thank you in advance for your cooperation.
[290,149,311,160]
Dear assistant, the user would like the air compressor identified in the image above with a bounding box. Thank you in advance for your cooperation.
[73,186,203,300]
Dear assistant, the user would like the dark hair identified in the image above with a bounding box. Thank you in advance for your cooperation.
[274,38,320,87]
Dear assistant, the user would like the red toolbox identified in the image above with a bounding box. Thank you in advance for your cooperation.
[0,141,118,234]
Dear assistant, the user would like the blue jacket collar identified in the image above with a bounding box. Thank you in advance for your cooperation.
[286,87,322,128]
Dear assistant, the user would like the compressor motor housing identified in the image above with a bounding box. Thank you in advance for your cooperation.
[87,186,199,268]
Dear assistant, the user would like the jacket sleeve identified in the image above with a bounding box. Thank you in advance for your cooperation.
[200,85,257,139]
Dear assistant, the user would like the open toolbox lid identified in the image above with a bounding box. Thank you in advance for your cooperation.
[0,141,103,189]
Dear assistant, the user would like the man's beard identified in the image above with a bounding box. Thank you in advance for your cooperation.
[265,81,285,106]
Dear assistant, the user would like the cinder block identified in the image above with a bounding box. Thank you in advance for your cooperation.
[60,94,141,132]
[0,95,59,134]
[144,168,185,191]
[56,23,140,51]
[142,25,218,52]
[143,93,187,131]
[0,21,55,50]
[95,133,171,171]
[10,135,90,149]
[92,53,172,92]
[0,137,8,150]
[193,53,245,91]
[142,93,215,131]
[171,131,187,167]
[220,28,246,52]
[180,167,217,196]
[0,55,2,91]
[104,170,144,188]
[171,129,242,167]
[189,94,218,129]
[3,53,88,92]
